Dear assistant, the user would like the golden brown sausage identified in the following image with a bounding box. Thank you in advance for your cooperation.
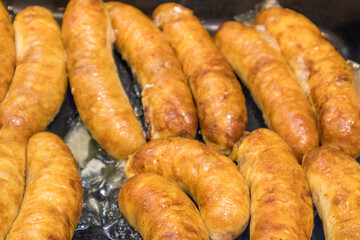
[0,7,67,237]
[231,128,313,240]
[0,128,27,239]
[106,2,198,140]
[6,132,83,240]
[303,147,360,240]
[215,21,319,161]
[0,1,15,102]
[62,0,146,160]
[256,8,360,158]
[0,6,67,139]
[152,3,247,154]
[119,173,208,240]
[126,137,250,240]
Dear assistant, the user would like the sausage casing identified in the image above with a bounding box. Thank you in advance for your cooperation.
[231,128,313,240]
[0,6,67,139]
[215,21,319,161]
[126,137,250,240]
[62,0,146,160]
[152,3,247,154]
[256,8,360,158]
[119,173,208,240]
[0,1,15,102]
[303,147,360,240]
[6,132,83,240]
[106,2,198,139]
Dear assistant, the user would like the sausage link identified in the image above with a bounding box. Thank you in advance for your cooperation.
[256,8,360,158]
[6,132,83,240]
[126,137,250,240]
[0,6,67,139]
[303,147,360,240]
[152,3,247,154]
[0,1,15,102]
[215,21,319,161]
[106,2,198,140]
[119,173,208,240]
[231,128,313,240]
[0,129,26,238]
[62,0,146,160]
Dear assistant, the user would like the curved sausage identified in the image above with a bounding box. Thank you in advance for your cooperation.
[0,6,67,237]
[152,3,247,155]
[62,0,146,160]
[119,173,208,240]
[231,128,313,239]
[6,132,83,240]
[303,146,360,240]
[0,6,67,139]
[215,21,319,161]
[256,8,360,158]
[106,2,198,139]
[126,137,250,240]
[0,1,15,102]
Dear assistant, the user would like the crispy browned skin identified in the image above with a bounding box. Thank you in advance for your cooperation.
[0,7,67,237]
[215,22,319,161]
[126,137,250,240]
[6,132,83,240]
[62,0,146,160]
[0,1,15,102]
[106,2,198,140]
[303,147,360,240]
[0,6,67,139]
[231,128,313,240]
[152,3,247,154]
[256,8,360,158]
[119,173,208,240]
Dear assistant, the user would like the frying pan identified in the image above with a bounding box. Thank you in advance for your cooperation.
[4,0,360,239]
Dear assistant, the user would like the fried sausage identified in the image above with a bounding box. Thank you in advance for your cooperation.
[215,21,319,161]
[106,2,198,140]
[256,8,360,158]
[231,128,313,239]
[303,146,360,239]
[152,3,247,154]
[0,1,15,102]
[0,7,67,237]
[6,132,83,240]
[0,128,27,238]
[0,6,67,139]
[119,173,208,240]
[126,137,250,240]
[62,0,146,160]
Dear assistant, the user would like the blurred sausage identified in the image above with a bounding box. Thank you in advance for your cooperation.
[215,21,319,161]
[106,2,198,140]
[256,8,360,158]
[231,128,313,239]
[119,173,208,240]
[303,146,360,239]
[152,3,247,154]
[0,1,15,102]
[7,132,83,240]
[62,0,146,160]
[0,6,67,237]
[126,137,250,240]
